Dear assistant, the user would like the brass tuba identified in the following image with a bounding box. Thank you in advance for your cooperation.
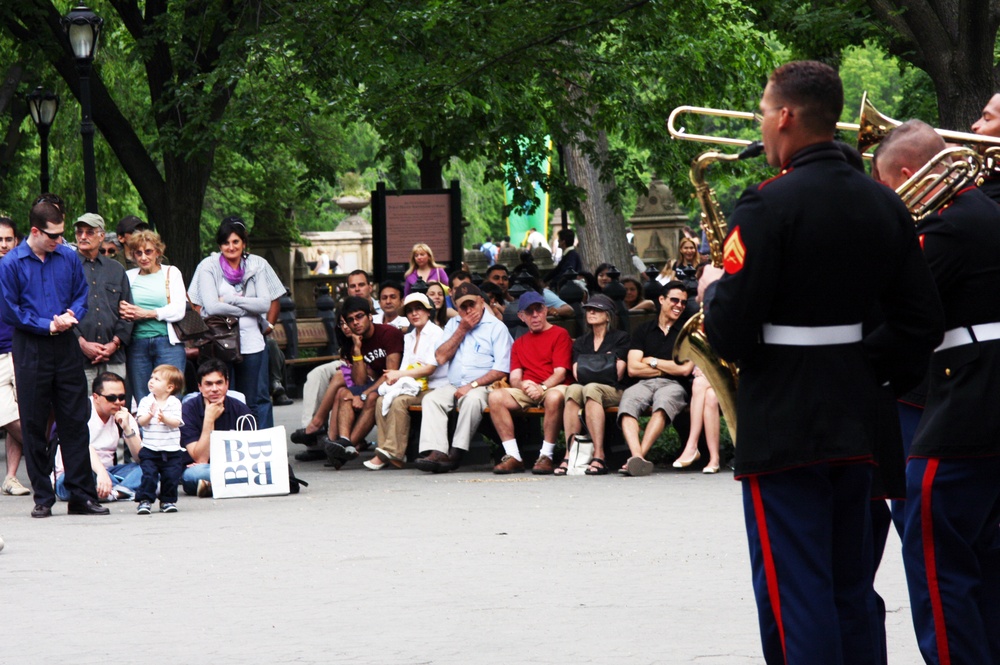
[895,146,984,221]
[669,143,762,444]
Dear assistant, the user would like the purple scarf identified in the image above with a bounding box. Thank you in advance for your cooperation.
[219,253,245,286]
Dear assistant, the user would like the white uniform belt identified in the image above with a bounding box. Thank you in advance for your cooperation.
[761,323,863,346]
[935,322,1000,352]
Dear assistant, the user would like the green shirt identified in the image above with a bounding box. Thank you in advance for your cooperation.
[131,269,169,338]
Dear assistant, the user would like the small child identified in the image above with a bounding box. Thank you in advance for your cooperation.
[135,364,185,514]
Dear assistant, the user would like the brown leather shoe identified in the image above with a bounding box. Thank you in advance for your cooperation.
[531,455,554,475]
[414,450,453,473]
[493,455,525,474]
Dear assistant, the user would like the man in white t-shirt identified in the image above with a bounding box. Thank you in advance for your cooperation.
[55,372,143,501]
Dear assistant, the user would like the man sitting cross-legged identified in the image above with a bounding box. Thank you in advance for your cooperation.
[487,291,572,474]
[617,280,694,476]
[320,296,403,468]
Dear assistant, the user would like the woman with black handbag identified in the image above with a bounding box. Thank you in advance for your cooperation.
[194,217,286,428]
[556,294,630,476]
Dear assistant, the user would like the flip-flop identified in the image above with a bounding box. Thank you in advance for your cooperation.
[584,458,608,475]
[553,459,569,476]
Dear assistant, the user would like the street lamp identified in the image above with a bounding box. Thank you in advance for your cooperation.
[25,87,59,193]
[60,4,103,214]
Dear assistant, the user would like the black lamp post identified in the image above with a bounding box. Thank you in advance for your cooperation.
[61,4,103,214]
[26,87,59,193]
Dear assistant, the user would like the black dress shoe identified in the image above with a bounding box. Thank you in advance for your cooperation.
[294,448,327,462]
[272,393,294,406]
[67,499,110,516]
[290,428,320,446]
[31,504,52,519]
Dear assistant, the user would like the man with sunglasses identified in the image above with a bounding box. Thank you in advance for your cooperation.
[74,213,134,388]
[0,201,107,517]
[617,280,694,477]
[54,372,142,502]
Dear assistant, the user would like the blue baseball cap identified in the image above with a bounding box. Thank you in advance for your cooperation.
[518,291,546,312]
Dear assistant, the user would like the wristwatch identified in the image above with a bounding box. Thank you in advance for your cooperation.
[470,381,479,389]
[649,358,659,369]
[360,393,368,402]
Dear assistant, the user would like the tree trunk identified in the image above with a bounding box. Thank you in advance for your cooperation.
[0,63,25,184]
[418,142,444,189]
[867,0,1000,129]
[563,130,635,277]
[160,153,216,277]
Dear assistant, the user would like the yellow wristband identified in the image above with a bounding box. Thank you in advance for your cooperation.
[352,355,363,362]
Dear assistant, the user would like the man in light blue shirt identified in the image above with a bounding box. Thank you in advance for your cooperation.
[415,282,512,473]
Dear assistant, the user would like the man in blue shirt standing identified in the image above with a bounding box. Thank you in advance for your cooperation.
[0,201,105,518]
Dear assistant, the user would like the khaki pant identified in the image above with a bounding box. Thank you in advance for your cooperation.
[418,384,489,453]
[374,390,427,459]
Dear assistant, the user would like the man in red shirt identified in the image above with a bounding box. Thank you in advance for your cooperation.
[487,291,572,474]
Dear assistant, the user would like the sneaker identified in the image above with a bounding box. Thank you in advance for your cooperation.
[2,476,30,496]
[160,502,178,513]
[294,448,327,462]
[112,485,135,502]
[136,501,152,515]
[196,479,213,498]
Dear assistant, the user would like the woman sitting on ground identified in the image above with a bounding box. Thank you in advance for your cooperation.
[558,294,630,476]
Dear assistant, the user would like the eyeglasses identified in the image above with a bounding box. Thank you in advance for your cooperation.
[75,226,101,237]
[667,297,688,305]
[134,248,156,257]
[344,312,369,323]
[100,393,127,402]
[99,248,117,256]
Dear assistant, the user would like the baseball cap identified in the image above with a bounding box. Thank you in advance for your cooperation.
[452,282,483,306]
[518,291,546,312]
[403,293,432,311]
[75,213,105,231]
[116,215,148,236]
[583,294,615,313]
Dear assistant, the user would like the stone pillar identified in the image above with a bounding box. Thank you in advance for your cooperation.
[628,177,691,271]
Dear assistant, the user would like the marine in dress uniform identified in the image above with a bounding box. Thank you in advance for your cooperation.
[703,62,944,665]
[878,119,1000,665]
[971,92,1000,205]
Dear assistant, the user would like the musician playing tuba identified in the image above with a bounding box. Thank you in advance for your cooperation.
[874,118,1000,665]
[699,61,944,665]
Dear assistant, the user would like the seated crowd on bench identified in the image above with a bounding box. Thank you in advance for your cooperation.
[289,234,725,477]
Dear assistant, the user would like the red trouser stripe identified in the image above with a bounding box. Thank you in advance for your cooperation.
[750,476,787,663]
[921,459,951,665]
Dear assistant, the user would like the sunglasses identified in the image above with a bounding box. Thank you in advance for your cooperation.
[667,297,688,305]
[100,393,127,402]
[40,229,62,240]
[99,248,117,256]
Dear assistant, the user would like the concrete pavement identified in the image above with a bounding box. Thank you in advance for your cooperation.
[0,399,922,664]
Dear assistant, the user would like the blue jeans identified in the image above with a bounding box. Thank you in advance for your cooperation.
[55,463,142,501]
[232,349,273,429]
[182,463,211,496]
[127,335,188,402]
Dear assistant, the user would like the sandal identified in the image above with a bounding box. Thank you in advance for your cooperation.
[553,459,569,476]
[584,458,608,475]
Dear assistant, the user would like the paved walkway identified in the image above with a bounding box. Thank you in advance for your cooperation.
[1,400,921,663]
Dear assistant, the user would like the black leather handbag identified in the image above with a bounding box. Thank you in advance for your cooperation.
[576,353,616,385]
